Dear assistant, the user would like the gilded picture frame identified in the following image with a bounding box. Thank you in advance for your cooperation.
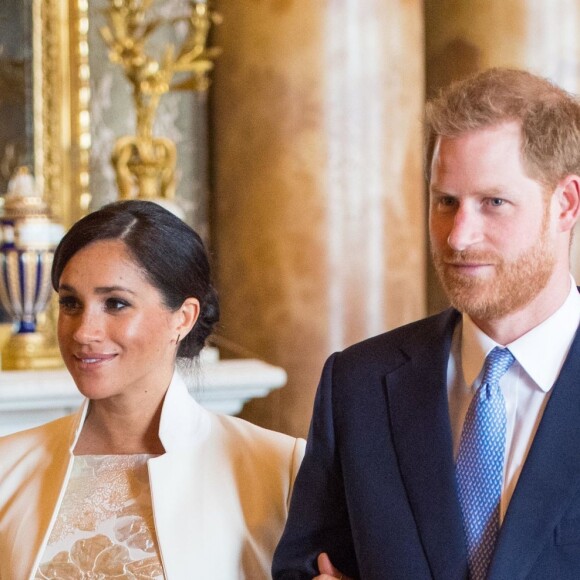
[36,0,90,228]
[0,0,88,341]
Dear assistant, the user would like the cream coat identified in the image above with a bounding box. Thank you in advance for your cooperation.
[0,373,305,580]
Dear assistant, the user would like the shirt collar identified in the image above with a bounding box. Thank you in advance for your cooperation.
[462,277,580,391]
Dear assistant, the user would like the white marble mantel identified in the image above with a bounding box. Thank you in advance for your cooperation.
[0,359,287,437]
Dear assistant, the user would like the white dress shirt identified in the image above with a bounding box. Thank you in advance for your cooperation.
[448,278,580,521]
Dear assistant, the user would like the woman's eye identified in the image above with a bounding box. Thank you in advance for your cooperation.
[58,296,80,312]
[105,298,130,311]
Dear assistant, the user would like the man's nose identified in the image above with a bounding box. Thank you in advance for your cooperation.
[446,206,484,251]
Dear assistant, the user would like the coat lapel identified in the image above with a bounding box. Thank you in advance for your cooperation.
[489,327,580,579]
[149,373,281,579]
[148,445,249,579]
[385,309,468,580]
[9,403,87,580]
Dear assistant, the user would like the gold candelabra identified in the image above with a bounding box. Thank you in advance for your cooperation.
[100,0,221,201]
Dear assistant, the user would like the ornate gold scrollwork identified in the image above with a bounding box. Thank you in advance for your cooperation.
[100,0,221,202]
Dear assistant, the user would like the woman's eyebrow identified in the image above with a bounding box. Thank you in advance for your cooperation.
[57,283,136,295]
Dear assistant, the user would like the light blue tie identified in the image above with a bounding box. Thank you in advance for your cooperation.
[456,347,515,580]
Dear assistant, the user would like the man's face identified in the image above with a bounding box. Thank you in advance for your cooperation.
[429,121,557,322]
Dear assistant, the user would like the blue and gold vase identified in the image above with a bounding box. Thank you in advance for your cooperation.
[0,168,64,370]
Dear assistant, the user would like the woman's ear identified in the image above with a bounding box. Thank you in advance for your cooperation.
[175,297,200,341]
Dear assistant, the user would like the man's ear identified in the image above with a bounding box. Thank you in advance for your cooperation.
[176,297,200,341]
[554,174,580,233]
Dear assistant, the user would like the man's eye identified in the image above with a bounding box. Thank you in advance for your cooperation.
[488,198,505,207]
[434,197,457,211]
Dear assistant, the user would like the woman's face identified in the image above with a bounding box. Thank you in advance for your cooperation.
[57,239,190,404]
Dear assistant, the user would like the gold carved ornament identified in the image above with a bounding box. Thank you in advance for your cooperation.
[99,0,221,202]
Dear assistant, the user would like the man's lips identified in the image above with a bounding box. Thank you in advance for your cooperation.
[445,261,493,267]
[442,261,496,276]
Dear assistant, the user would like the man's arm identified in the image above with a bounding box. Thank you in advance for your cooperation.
[272,354,359,579]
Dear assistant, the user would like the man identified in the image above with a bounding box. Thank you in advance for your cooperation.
[272,68,580,580]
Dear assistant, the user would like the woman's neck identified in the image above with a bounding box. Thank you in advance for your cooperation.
[74,394,166,455]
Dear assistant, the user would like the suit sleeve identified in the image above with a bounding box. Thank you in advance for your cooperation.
[272,353,359,579]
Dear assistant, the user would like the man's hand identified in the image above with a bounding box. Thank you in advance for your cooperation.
[313,552,353,580]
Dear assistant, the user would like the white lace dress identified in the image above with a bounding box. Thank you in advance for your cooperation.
[34,454,165,579]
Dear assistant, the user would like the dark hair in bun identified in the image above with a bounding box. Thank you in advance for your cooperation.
[51,199,219,359]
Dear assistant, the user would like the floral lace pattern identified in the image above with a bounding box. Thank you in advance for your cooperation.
[35,455,165,579]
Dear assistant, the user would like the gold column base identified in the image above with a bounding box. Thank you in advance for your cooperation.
[1,331,64,370]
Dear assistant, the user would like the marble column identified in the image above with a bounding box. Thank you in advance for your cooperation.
[211,0,425,437]
[425,0,580,313]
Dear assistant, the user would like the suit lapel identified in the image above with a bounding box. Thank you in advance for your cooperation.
[489,327,580,580]
[385,309,468,580]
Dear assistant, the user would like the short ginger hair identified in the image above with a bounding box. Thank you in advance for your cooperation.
[424,67,580,188]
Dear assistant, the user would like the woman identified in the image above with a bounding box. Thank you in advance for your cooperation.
[0,200,305,580]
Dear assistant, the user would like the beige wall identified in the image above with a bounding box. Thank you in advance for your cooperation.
[210,0,426,437]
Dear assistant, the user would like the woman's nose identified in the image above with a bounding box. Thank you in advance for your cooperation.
[71,311,104,344]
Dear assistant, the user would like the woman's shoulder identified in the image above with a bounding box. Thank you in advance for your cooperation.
[213,412,303,443]
[209,412,306,461]
[0,414,76,460]
[204,414,305,501]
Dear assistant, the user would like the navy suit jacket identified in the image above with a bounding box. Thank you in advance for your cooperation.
[272,308,580,579]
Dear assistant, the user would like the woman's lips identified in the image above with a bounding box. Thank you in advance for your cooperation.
[73,353,117,368]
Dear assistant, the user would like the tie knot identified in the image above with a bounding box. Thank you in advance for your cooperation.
[481,347,515,386]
